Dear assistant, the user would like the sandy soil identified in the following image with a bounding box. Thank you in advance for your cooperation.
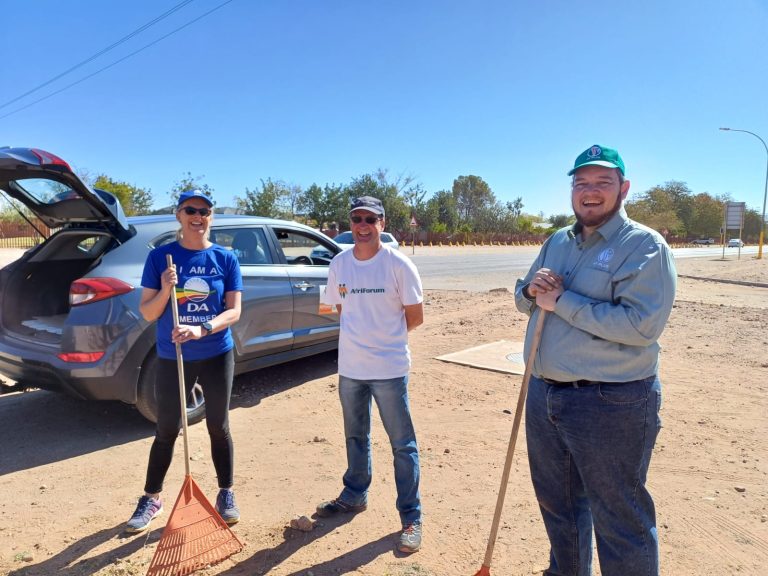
[0,249,766,576]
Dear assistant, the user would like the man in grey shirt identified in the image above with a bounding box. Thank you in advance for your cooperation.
[515,145,676,576]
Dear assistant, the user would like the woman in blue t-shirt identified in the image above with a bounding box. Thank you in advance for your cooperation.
[124,190,243,534]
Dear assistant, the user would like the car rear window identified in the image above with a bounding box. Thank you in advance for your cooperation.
[12,178,79,204]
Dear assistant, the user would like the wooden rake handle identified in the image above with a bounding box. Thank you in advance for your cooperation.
[166,254,191,477]
[478,309,547,571]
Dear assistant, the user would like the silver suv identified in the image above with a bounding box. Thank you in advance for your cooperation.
[0,148,341,423]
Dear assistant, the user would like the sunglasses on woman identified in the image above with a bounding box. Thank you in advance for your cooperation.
[350,215,381,224]
[180,206,212,217]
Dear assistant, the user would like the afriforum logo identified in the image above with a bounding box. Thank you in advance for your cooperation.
[592,247,614,271]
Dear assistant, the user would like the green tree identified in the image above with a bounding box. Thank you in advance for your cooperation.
[473,204,501,234]
[0,201,33,224]
[425,190,458,233]
[170,172,215,206]
[498,197,525,232]
[625,200,682,235]
[282,183,304,221]
[549,213,575,228]
[743,207,763,241]
[625,181,693,235]
[689,193,725,238]
[344,172,411,234]
[92,175,153,216]
[297,183,345,230]
[345,174,380,199]
[659,181,694,232]
[401,182,428,225]
[235,178,287,218]
[452,175,496,225]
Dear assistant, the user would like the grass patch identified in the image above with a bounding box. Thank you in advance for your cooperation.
[383,563,436,576]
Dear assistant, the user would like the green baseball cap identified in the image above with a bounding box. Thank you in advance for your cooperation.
[568,144,625,176]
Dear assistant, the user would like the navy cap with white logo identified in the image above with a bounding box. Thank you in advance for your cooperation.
[177,189,214,207]
[349,196,385,216]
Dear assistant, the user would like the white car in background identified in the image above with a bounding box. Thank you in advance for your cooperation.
[727,238,745,248]
[332,230,399,251]
[309,231,399,261]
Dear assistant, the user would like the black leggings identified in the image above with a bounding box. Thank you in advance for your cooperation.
[144,349,235,494]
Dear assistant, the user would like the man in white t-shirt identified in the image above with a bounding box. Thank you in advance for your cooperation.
[316,196,425,553]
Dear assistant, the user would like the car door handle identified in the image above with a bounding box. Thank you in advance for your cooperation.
[293,281,315,291]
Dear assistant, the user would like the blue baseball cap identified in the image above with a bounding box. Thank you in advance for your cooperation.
[177,189,213,207]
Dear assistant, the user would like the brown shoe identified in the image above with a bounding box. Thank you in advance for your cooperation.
[315,498,367,517]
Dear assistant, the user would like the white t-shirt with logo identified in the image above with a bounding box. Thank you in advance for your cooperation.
[323,245,423,380]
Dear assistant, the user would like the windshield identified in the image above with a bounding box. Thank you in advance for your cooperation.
[335,231,354,244]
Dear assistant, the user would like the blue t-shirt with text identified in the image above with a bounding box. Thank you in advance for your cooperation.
[141,242,243,361]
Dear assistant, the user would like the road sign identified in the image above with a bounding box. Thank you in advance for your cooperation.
[725,202,745,229]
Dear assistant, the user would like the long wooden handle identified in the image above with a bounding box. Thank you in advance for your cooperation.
[166,254,191,476]
[480,309,547,569]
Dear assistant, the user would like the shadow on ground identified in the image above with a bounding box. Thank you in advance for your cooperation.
[230,349,338,412]
[7,523,158,576]
[217,512,398,576]
[0,390,152,475]
[0,350,339,475]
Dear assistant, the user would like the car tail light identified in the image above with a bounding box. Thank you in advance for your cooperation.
[57,351,105,363]
[70,277,134,306]
[30,148,72,170]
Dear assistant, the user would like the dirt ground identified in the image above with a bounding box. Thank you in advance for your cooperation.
[0,249,766,576]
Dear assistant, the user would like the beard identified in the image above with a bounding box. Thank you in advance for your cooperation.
[573,190,623,229]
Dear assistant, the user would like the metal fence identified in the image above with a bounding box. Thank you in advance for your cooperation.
[0,219,50,248]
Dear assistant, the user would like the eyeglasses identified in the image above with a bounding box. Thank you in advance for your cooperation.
[180,206,212,217]
[350,215,381,224]
[572,181,619,193]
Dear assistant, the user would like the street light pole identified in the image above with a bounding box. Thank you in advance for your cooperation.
[719,127,768,259]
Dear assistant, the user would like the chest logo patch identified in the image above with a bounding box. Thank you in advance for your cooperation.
[593,248,614,271]
[338,283,348,299]
[177,277,212,304]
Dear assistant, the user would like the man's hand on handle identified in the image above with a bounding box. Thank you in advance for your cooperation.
[526,268,564,312]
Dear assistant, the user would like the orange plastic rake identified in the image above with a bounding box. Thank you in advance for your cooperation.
[146,255,243,576]
[473,311,546,576]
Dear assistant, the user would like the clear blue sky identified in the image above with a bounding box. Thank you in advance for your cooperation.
[2,1,767,218]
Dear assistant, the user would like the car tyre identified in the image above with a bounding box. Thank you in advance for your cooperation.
[136,351,207,425]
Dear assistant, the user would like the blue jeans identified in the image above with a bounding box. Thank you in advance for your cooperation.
[338,375,421,527]
[525,375,662,576]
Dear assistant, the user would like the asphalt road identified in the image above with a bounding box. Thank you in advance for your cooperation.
[408,244,759,291]
[0,245,759,293]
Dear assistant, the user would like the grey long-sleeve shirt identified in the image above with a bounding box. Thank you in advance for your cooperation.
[514,209,677,383]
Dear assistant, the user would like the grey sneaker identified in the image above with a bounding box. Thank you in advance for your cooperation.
[125,495,163,533]
[216,489,240,525]
[315,498,367,518]
[398,521,422,553]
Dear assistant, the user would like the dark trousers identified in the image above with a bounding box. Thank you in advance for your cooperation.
[144,349,234,494]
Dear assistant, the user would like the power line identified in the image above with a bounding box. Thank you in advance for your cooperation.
[0,0,197,111]
[0,0,235,122]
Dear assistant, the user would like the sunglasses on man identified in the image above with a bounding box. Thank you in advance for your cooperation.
[350,215,381,224]
[180,206,212,217]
